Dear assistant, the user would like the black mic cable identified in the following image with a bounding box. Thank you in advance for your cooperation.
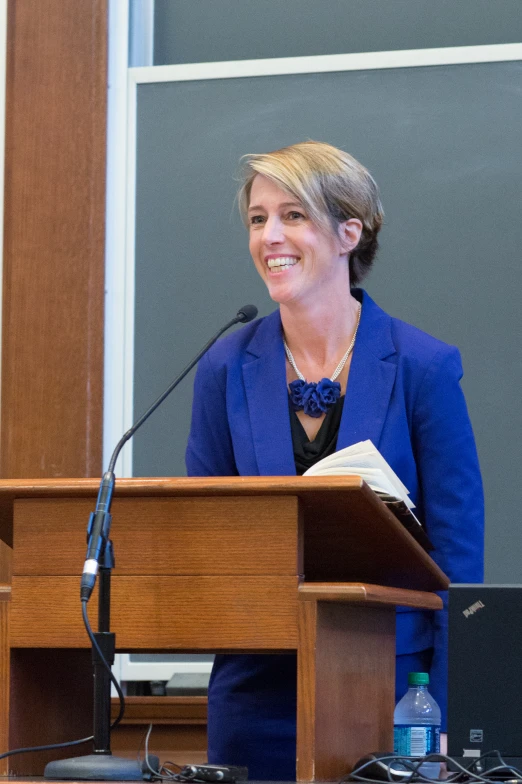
[80,304,258,601]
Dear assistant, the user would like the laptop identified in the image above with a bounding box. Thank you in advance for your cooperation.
[448,584,522,771]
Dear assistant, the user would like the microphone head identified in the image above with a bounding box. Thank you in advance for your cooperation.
[236,304,258,323]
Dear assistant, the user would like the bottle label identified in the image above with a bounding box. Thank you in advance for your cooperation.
[394,725,440,757]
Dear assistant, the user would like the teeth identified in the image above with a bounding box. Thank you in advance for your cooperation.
[267,257,299,270]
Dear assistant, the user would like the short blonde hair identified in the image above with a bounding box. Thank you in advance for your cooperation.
[238,141,384,285]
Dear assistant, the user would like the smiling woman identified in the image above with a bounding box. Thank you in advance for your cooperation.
[185,140,484,780]
[239,143,382,438]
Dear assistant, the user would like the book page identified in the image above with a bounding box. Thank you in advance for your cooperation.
[306,440,409,495]
[303,440,414,508]
[308,451,410,497]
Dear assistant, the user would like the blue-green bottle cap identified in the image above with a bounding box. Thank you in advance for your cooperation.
[408,672,429,686]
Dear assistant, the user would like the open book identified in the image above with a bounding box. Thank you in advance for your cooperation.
[303,440,433,551]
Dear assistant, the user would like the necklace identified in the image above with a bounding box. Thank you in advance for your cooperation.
[283,303,362,418]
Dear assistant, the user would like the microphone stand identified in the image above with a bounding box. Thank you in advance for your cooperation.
[44,306,257,781]
[45,487,154,780]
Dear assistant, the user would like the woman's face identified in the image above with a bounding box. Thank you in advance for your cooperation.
[247,174,360,308]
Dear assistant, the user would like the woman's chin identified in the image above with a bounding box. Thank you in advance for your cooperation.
[266,285,299,305]
[264,275,302,305]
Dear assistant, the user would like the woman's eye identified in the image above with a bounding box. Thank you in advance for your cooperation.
[249,215,265,225]
[287,211,305,220]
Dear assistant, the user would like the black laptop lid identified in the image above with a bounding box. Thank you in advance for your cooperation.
[448,584,522,759]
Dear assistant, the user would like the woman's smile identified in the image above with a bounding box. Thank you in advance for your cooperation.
[265,254,301,274]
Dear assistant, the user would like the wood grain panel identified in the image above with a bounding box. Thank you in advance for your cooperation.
[1,0,107,479]
[297,600,395,781]
[10,575,298,649]
[111,724,207,768]
[0,588,10,776]
[9,648,93,776]
[109,695,208,765]
[13,496,300,576]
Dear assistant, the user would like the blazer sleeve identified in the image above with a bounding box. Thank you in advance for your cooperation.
[185,351,239,477]
[412,345,485,730]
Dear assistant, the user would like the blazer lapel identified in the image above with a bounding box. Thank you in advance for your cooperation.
[338,291,397,449]
[242,311,296,476]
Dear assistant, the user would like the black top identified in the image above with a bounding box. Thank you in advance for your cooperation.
[290,395,345,475]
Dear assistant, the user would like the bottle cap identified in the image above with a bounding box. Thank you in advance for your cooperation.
[408,672,429,686]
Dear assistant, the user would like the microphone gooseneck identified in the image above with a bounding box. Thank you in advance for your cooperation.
[72,304,259,782]
[80,304,258,601]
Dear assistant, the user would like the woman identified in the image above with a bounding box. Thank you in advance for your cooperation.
[186,141,484,780]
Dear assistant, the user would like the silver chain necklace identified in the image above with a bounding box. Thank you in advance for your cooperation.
[283,303,362,383]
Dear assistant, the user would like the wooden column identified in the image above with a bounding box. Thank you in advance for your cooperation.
[297,600,395,781]
[1,0,108,478]
[296,583,442,781]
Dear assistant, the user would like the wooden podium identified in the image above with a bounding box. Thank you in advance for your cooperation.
[0,476,447,780]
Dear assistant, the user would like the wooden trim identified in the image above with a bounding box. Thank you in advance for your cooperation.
[298,582,443,610]
[110,696,207,724]
[1,0,108,478]
[0,474,366,497]
[296,599,317,781]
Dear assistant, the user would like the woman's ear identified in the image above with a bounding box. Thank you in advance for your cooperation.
[338,218,363,254]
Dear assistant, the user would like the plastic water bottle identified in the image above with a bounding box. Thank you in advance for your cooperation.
[394,672,441,779]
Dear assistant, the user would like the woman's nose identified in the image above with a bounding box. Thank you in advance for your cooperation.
[262,216,284,244]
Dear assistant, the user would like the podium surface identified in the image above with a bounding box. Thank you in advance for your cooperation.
[0,476,446,780]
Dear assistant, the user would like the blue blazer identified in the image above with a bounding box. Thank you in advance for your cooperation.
[186,289,484,729]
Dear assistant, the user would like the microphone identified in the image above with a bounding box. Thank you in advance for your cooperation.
[236,304,257,323]
[80,304,258,601]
